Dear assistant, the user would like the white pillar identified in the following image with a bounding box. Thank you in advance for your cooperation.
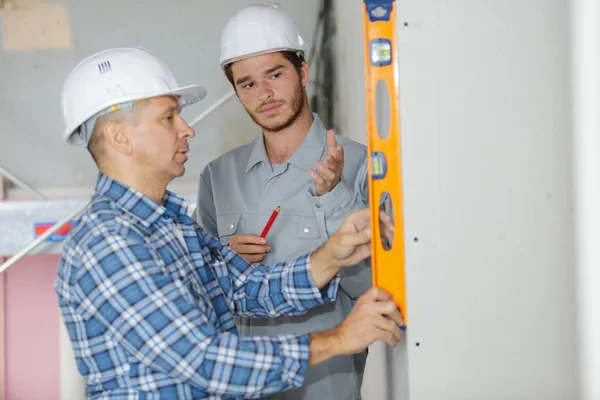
[570,0,600,398]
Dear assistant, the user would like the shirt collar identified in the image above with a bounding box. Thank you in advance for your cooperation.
[244,113,328,173]
[95,173,189,227]
[245,133,270,173]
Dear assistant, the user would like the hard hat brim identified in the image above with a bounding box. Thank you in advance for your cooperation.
[219,47,306,70]
[63,84,207,145]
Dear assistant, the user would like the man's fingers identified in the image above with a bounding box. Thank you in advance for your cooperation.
[309,169,326,186]
[338,230,371,248]
[323,150,344,171]
[359,287,393,304]
[334,146,344,164]
[349,208,371,224]
[324,150,343,167]
[380,215,395,238]
[376,317,403,342]
[380,224,394,235]
[322,156,339,172]
[340,244,371,266]
[229,235,270,255]
[370,301,403,325]
[379,329,400,348]
[326,130,338,155]
[341,208,370,232]
[232,234,267,245]
[379,211,390,222]
[315,162,337,181]
[234,244,270,255]
[379,304,404,327]
[371,300,399,315]
[391,322,403,342]
[388,309,404,327]
[325,131,344,166]
[379,211,394,225]
[382,222,395,235]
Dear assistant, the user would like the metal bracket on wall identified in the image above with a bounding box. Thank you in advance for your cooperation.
[0,164,46,201]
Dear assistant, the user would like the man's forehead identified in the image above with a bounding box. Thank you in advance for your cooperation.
[144,95,181,111]
[232,52,290,76]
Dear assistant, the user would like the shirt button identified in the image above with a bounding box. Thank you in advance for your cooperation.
[304,228,310,233]
[315,204,321,209]
[162,214,170,220]
[229,224,235,229]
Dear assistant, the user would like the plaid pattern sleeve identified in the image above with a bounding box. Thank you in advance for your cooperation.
[201,234,340,318]
[70,231,311,399]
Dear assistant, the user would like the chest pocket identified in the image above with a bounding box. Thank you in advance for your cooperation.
[216,213,242,245]
[293,215,323,242]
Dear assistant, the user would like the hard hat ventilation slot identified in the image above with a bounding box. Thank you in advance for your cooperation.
[98,61,112,74]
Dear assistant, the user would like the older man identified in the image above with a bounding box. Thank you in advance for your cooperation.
[55,46,401,400]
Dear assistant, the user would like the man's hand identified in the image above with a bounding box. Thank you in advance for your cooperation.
[308,130,344,196]
[308,208,372,288]
[309,208,396,286]
[228,234,270,264]
[325,207,373,266]
[308,287,404,365]
[334,287,404,354]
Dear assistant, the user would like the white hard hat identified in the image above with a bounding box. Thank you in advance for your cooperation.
[61,46,206,145]
[220,4,308,69]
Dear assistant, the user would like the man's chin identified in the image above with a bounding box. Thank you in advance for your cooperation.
[171,166,186,179]
[255,115,292,132]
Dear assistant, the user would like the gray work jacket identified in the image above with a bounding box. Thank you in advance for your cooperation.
[195,114,371,400]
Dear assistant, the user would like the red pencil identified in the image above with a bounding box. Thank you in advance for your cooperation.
[260,206,280,238]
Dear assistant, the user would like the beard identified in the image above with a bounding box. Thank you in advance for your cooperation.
[245,80,306,133]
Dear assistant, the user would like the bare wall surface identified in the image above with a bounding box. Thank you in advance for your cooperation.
[0,0,319,191]
[334,1,577,399]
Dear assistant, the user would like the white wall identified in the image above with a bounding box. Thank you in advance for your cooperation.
[570,0,600,398]
[331,0,367,146]
[333,1,578,399]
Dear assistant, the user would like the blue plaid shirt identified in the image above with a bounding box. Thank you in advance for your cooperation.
[55,174,340,399]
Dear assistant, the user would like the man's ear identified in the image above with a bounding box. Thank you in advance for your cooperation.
[300,61,310,87]
[103,121,133,156]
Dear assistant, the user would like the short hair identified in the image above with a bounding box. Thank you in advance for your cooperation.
[224,51,306,89]
[87,108,137,168]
